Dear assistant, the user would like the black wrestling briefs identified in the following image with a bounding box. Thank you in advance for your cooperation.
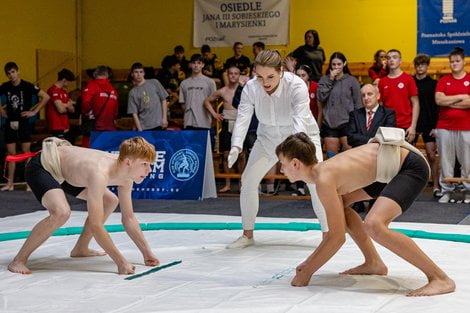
[362,151,429,212]
[25,153,86,202]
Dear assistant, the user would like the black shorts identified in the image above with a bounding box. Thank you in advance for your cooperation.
[415,127,436,143]
[362,151,429,212]
[5,119,32,144]
[25,153,85,202]
[321,123,348,138]
[219,120,232,152]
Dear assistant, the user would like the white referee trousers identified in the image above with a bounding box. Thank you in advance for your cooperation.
[436,129,470,192]
[240,140,328,231]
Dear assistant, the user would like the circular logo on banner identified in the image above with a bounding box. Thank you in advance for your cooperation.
[397,82,404,89]
[464,81,470,87]
[169,149,199,181]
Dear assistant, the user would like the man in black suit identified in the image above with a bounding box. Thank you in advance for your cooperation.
[348,84,396,147]
[347,84,396,212]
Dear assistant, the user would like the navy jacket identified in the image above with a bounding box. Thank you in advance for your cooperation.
[347,105,396,147]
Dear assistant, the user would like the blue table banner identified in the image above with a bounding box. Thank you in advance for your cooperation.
[90,130,216,200]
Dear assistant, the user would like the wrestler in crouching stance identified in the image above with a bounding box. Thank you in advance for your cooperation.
[8,137,159,275]
[276,128,455,296]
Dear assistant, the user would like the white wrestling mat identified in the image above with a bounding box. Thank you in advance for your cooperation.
[1,212,469,313]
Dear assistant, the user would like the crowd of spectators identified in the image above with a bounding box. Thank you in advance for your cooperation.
[0,34,469,204]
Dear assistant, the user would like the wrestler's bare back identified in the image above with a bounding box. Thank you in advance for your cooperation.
[313,143,409,195]
[57,145,128,188]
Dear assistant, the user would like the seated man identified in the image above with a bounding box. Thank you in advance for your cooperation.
[8,136,159,275]
[276,130,455,296]
[347,84,396,147]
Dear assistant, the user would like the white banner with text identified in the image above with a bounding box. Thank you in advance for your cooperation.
[193,0,290,47]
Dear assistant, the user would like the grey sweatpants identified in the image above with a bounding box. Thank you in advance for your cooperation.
[436,129,470,192]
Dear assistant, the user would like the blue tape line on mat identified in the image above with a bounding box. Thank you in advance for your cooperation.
[125,260,182,280]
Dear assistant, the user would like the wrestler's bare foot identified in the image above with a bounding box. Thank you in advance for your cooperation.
[340,261,388,276]
[219,186,231,193]
[1,184,14,191]
[70,248,106,257]
[407,277,455,297]
[8,260,32,274]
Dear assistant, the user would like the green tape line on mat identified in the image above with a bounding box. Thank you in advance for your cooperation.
[125,260,182,280]
[0,222,469,244]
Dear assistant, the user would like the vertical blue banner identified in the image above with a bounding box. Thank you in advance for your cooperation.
[418,0,470,56]
[90,130,209,200]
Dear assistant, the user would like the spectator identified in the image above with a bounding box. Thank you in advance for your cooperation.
[317,52,362,158]
[378,49,419,143]
[201,44,223,87]
[204,65,245,193]
[156,57,181,91]
[347,84,396,147]
[179,54,217,130]
[434,47,470,204]
[291,30,326,82]
[128,62,169,131]
[222,42,251,86]
[156,57,182,119]
[0,62,50,191]
[81,65,118,147]
[413,54,442,198]
[46,68,76,141]
[250,41,265,78]
[368,49,388,85]
[296,64,320,121]
[252,42,265,59]
[162,45,189,78]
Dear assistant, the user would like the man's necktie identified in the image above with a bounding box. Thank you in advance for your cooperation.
[367,110,374,131]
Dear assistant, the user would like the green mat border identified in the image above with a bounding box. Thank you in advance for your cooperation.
[1,222,470,243]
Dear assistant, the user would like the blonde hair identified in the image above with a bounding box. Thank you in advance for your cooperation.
[118,137,156,162]
[253,49,282,72]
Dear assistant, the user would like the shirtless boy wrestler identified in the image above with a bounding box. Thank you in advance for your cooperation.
[276,130,455,296]
[204,65,246,192]
[8,136,159,275]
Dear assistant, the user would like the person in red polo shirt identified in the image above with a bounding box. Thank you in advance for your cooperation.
[435,47,470,204]
[378,49,419,143]
[46,68,76,141]
[81,66,118,147]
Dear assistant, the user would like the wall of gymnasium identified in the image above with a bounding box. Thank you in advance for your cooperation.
[0,0,77,86]
[82,0,418,71]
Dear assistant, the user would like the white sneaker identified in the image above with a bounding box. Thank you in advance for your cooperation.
[464,193,470,204]
[438,193,451,203]
[226,235,254,249]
